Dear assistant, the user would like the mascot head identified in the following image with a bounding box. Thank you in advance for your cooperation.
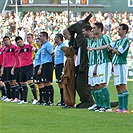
[67,13,92,47]
[61,46,75,58]
[67,13,92,34]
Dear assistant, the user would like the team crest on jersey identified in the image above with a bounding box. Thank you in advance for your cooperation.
[115,41,120,49]
[56,52,60,56]
[35,55,38,59]
[10,48,13,52]
[115,45,118,49]
[24,48,27,52]
[42,50,44,55]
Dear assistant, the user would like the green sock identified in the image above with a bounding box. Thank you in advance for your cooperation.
[90,87,95,97]
[118,93,124,109]
[123,91,129,110]
[102,87,111,109]
[93,90,100,107]
[98,89,104,108]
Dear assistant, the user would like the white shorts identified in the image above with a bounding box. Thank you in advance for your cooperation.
[113,64,128,85]
[88,65,99,86]
[97,62,112,85]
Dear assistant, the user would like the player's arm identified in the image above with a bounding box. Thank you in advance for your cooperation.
[93,45,110,51]
[87,44,113,51]
[111,49,121,55]
[52,53,55,65]
[11,62,16,75]
[38,63,42,75]
[38,51,42,75]
[11,49,17,75]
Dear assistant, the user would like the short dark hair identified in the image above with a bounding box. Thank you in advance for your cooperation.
[55,33,63,41]
[82,24,92,31]
[40,32,48,39]
[119,23,129,33]
[3,36,10,40]
[27,33,34,38]
[94,22,104,32]
[15,36,23,43]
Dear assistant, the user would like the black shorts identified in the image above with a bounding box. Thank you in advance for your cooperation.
[2,67,16,82]
[15,67,21,82]
[42,63,53,83]
[20,64,33,82]
[34,65,43,83]
[55,63,63,83]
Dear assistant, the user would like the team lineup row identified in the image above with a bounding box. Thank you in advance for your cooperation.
[0,21,131,112]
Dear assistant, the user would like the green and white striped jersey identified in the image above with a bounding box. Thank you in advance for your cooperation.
[87,38,97,66]
[110,37,130,64]
[96,34,112,64]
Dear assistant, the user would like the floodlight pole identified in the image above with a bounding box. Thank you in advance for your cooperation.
[2,0,9,15]
[67,0,70,27]
[15,0,19,35]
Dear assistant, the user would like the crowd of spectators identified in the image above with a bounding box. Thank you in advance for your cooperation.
[0,10,133,69]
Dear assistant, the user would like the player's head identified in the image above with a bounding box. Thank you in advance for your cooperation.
[27,33,34,44]
[82,24,92,38]
[118,24,129,37]
[63,29,71,40]
[36,38,42,48]
[54,33,63,44]
[39,32,48,43]
[15,36,24,47]
[3,36,11,47]
[93,22,104,35]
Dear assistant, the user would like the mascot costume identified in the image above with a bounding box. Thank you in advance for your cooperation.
[61,46,76,108]
[67,14,95,108]
[67,14,118,108]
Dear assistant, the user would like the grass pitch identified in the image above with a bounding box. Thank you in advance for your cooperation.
[0,80,133,133]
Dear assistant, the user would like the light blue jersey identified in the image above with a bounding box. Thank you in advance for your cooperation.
[41,41,54,64]
[34,48,41,67]
[54,42,65,65]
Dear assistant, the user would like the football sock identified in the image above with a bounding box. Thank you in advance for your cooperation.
[10,85,16,99]
[19,86,23,100]
[91,88,95,97]
[60,88,64,104]
[123,91,129,110]
[45,86,49,104]
[47,85,54,103]
[93,90,100,107]
[29,83,37,100]
[118,93,124,109]
[39,88,43,102]
[15,84,19,99]
[98,89,104,108]
[90,87,96,101]
[102,87,111,109]
[22,84,28,102]
[42,87,46,102]
[5,82,11,98]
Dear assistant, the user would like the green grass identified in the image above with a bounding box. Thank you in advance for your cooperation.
[0,80,133,133]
